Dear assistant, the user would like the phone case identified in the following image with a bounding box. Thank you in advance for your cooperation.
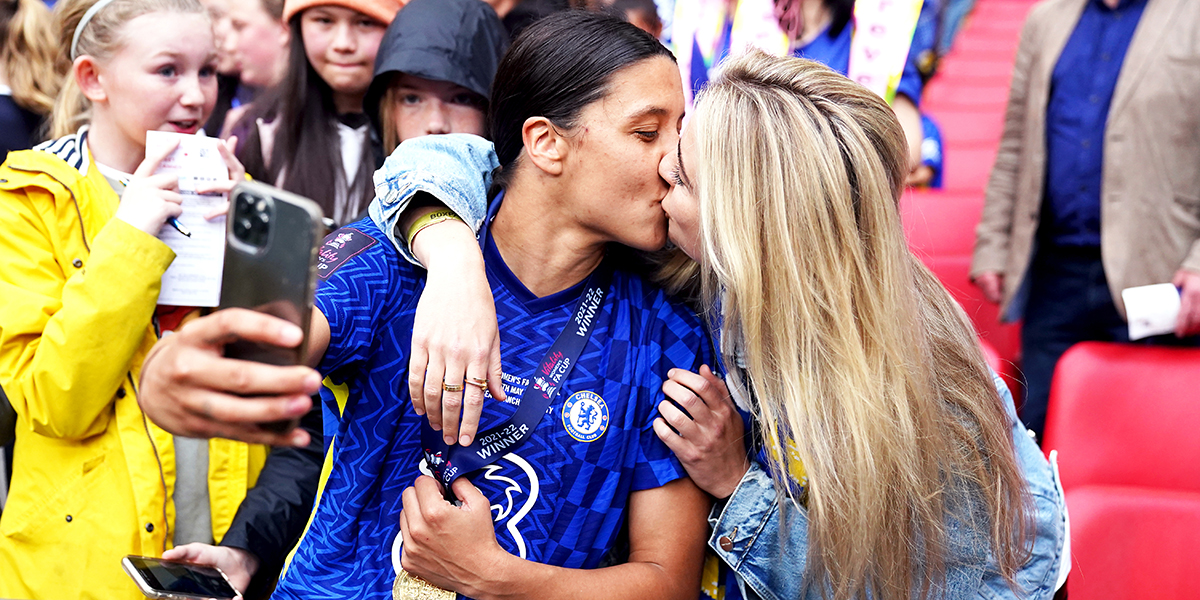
[219,180,325,366]
[121,555,238,600]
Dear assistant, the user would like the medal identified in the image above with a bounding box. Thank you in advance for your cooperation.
[393,569,456,600]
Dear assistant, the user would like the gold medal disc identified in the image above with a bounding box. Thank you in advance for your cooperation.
[393,569,457,600]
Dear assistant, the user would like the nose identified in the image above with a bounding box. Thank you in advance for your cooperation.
[331,21,356,53]
[424,101,450,135]
[180,73,207,108]
[658,148,676,186]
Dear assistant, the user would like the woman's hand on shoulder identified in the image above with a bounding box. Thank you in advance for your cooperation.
[116,139,184,235]
[408,218,505,448]
[654,365,750,500]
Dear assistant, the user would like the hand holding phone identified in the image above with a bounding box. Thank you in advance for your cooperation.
[219,181,324,433]
[122,555,239,600]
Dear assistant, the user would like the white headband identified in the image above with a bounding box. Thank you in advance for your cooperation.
[70,0,118,61]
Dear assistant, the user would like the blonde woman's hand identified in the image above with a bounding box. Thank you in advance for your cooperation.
[408,219,506,447]
[654,365,750,499]
[116,139,184,235]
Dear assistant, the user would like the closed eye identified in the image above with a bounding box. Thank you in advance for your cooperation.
[635,130,659,141]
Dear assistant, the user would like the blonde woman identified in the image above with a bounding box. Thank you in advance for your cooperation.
[649,52,1068,600]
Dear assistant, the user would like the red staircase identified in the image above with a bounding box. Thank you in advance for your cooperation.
[901,0,1040,391]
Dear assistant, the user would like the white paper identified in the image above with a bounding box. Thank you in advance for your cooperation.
[146,130,228,307]
[1122,283,1181,340]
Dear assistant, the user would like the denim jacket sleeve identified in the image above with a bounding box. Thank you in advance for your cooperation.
[708,373,1069,600]
[368,133,498,265]
[707,460,807,600]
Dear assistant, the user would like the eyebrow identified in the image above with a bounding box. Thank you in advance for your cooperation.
[628,106,671,121]
[677,140,693,190]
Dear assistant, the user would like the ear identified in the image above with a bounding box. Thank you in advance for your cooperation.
[74,56,107,104]
[520,116,567,176]
[278,19,292,49]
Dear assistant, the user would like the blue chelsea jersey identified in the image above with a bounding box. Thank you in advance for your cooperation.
[274,217,711,600]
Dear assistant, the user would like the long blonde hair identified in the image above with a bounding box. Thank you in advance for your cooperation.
[49,0,207,138]
[691,51,1032,600]
[0,0,59,117]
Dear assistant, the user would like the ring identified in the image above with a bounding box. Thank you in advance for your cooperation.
[466,377,487,389]
[442,382,464,393]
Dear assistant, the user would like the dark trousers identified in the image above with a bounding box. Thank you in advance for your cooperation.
[1020,246,1196,441]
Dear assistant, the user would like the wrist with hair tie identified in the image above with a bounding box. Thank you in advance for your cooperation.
[405,209,464,250]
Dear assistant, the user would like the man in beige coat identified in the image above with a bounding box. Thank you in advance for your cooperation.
[972,0,1200,439]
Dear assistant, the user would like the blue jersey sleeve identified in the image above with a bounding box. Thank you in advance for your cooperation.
[896,0,938,105]
[313,221,420,385]
[631,294,714,491]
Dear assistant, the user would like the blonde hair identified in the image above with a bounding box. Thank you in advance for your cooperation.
[690,51,1032,600]
[0,0,59,117]
[49,0,207,138]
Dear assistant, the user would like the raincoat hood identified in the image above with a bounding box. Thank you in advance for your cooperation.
[365,0,509,131]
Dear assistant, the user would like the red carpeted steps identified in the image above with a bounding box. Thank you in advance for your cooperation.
[901,0,1041,391]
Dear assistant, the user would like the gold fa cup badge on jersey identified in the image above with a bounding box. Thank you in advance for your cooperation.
[393,569,456,600]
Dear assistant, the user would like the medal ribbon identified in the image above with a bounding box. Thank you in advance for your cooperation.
[419,196,613,491]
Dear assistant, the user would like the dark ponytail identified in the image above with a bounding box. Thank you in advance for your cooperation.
[488,10,673,181]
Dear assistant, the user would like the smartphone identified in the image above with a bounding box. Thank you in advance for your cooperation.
[219,180,325,432]
[122,555,238,600]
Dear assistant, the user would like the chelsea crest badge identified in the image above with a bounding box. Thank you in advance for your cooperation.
[562,391,610,442]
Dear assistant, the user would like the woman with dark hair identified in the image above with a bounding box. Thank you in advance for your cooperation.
[137,11,711,600]
[234,0,402,226]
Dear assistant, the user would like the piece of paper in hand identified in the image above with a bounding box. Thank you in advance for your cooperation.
[146,130,228,307]
[1122,283,1181,341]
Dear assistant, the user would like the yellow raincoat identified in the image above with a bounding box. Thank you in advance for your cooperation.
[0,135,267,600]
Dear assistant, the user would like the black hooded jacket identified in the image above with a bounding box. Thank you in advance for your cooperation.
[364,0,510,141]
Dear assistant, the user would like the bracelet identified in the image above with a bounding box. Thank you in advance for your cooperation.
[405,209,464,249]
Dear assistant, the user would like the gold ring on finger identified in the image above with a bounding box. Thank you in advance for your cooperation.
[442,382,464,393]
[466,377,487,389]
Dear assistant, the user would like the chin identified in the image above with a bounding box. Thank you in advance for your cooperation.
[621,229,669,252]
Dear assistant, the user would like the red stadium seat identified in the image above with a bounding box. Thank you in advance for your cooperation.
[978,337,1020,407]
[900,190,1023,365]
[1063,486,1200,600]
[1042,342,1200,494]
[899,190,983,257]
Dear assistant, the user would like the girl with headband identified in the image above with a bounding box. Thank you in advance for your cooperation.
[0,1,249,598]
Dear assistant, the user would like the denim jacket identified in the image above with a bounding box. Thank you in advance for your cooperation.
[709,374,1070,600]
[367,137,1070,600]
[369,133,498,265]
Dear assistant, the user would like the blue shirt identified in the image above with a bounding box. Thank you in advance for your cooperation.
[791,10,929,107]
[1042,0,1147,247]
[275,216,711,600]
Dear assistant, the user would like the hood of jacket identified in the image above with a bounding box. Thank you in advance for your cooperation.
[365,0,509,132]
